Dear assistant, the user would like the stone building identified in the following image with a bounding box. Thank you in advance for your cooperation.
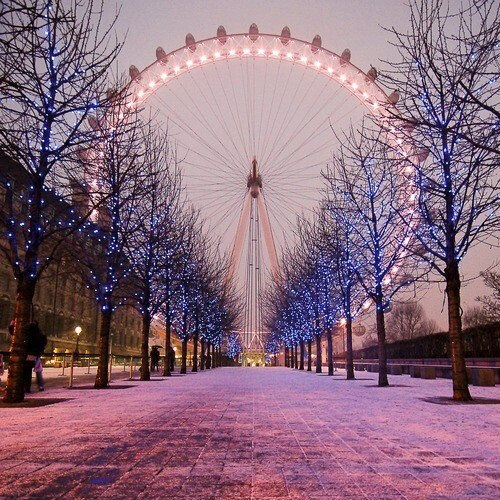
[0,152,157,356]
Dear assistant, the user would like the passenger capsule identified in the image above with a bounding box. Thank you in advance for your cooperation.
[311,35,322,53]
[340,48,351,65]
[280,26,291,44]
[185,33,196,52]
[366,66,378,81]
[249,23,259,42]
[129,65,140,81]
[156,47,168,64]
[217,25,227,44]
[388,90,400,104]
[88,116,99,130]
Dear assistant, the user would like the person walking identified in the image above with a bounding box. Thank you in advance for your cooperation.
[150,346,160,372]
[23,321,47,393]
[169,346,175,372]
[34,356,45,391]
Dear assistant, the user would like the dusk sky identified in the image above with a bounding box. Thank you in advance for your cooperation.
[102,0,498,331]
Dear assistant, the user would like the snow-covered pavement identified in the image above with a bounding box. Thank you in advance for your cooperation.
[1,367,499,498]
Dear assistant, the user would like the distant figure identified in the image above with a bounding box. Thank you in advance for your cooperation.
[150,346,160,372]
[34,356,45,391]
[24,321,47,393]
[0,353,5,391]
[169,346,175,372]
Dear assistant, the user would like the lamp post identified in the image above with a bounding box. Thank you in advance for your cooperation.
[109,332,114,379]
[339,318,347,362]
[74,326,82,355]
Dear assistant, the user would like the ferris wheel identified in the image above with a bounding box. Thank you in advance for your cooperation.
[124,24,398,361]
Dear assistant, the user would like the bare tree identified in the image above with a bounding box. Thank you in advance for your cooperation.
[476,271,500,322]
[0,0,121,402]
[386,301,438,341]
[326,126,423,386]
[159,208,195,377]
[75,102,147,389]
[318,201,365,379]
[126,126,182,381]
[383,0,499,400]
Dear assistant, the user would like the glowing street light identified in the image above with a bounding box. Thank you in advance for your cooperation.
[74,326,82,355]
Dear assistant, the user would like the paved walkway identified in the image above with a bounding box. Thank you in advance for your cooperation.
[1,368,499,498]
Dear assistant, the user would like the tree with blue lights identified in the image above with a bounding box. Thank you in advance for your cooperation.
[75,101,148,389]
[0,0,121,402]
[126,127,182,381]
[384,0,499,400]
[326,125,423,387]
[318,196,366,380]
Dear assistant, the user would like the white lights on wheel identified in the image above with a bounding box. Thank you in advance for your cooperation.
[327,67,333,74]
[340,74,346,81]
[286,52,293,58]
[200,55,207,62]
[149,81,155,88]
[300,56,307,63]
[272,50,279,56]
[229,49,236,56]
[214,51,221,58]
[138,89,144,97]
[243,48,250,55]
[352,82,358,90]
[161,73,167,80]
[258,48,265,55]
[174,65,180,73]
[187,59,193,67]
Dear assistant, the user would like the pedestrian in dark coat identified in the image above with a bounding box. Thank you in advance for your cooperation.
[23,321,46,393]
[169,346,175,372]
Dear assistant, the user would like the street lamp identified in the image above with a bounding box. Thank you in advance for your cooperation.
[74,326,82,355]
[339,318,346,355]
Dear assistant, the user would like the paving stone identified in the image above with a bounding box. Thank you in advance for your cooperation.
[0,367,499,498]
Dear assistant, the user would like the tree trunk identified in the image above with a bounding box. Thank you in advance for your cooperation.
[192,330,199,372]
[346,318,355,380]
[95,309,112,388]
[180,339,187,374]
[315,335,322,373]
[140,313,151,381]
[294,344,298,369]
[327,329,334,376]
[206,342,211,369]
[3,280,35,403]
[375,303,389,387]
[446,261,471,401]
[163,320,171,376]
[307,339,312,372]
[212,344,216,368]
[200,338,205,371]
[284,347,289,367]
[291,345,296,369]
[299,340,305,370]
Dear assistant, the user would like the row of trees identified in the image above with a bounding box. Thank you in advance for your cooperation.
[0,0,238,402]
[266,0,499,401]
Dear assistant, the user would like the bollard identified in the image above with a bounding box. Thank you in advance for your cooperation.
[60,357,66,376]
[129,356,133,380]
[68,354,74,388]
[87,357,91,374]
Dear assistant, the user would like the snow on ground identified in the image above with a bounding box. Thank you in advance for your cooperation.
[0,367,499,499]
